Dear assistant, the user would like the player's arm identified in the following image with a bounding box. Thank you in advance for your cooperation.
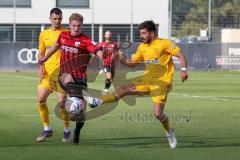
[38,50,46,79]
[38,33,46,79]
[89,54,97,64]
[38,42,60,65]
[118,50,139,68]
[165,40,188,82]
[118,45,143,68]
[174,51,188,82]
[86,40,105,59]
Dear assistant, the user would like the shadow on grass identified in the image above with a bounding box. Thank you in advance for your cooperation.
[0,136,240,149]
[177,136,240,148]
[81,136,165,148]
[78,135,240,149]
[0,136,164,149]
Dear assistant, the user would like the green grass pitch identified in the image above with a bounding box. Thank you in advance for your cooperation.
[0,71,240,160]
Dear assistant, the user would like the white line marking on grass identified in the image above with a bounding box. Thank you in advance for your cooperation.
[0,96,55,99]
[15,114,55,117]
[175,77,240,80]
[0,73,38,80]
[171,93,240,102]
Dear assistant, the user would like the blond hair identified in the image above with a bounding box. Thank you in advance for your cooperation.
[69,13,84,23]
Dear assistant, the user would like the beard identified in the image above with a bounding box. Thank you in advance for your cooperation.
[106,37,112,41]
[141,37,151,44]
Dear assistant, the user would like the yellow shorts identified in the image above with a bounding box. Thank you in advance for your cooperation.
[38,75,66,93]
[132,76,171,104]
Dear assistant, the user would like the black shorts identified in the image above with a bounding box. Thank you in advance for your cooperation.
[103,65,115,78]
[72,76,87,88]
[58,73,87,98]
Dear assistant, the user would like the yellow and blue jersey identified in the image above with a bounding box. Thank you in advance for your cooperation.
[132,38,181,83]
[38,26,68,79]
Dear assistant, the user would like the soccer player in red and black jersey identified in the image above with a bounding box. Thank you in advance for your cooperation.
[98,31,120,95]
[38,13,103,144]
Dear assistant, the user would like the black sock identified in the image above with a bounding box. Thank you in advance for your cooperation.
[73,121,85,144]
[105,78,112,89]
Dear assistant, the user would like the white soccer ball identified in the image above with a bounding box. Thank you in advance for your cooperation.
[68,97,83,114]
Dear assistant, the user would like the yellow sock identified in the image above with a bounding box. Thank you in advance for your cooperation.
[162,120,170,132]
[38,102,49,127]
[59,107,70,128]
[100,93,116,103]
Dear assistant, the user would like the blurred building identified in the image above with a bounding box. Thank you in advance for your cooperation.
[0,0,170,42]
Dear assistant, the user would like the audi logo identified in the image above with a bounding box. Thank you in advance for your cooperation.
[18,48,39,64]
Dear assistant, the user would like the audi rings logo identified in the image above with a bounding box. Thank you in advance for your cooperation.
[18,48,39,64]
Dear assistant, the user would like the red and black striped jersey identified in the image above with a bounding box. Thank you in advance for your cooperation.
[57,31,101,78]
[98,41,119,66]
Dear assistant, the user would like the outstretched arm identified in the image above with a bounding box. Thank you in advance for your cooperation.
[118,51,139,68]
[89,54,97,64]
[175,51,188,82]
[38,42,60,65]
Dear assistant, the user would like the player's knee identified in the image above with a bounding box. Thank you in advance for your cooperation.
[38,101,47,107]
[60,73,74,84]
[154,112,168,123]
[38,98,46,104]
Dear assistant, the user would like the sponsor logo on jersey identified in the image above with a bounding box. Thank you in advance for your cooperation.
[75,41,81,47]
[61,45,79,53]
[145,58,159,64]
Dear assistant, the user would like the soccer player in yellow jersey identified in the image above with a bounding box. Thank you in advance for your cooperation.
[83,20,188,149]
[36,8,70,142]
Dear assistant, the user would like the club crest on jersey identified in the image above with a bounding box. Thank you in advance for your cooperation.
[75,41,81,47]
[61,38,65,43]
[145,58,159,64]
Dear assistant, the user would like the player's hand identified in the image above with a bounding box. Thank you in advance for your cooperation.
[181,71,188,82]
[115,51,125,61]
[96,51,103,59]
[38,65,46,79]
[38,57,47,65]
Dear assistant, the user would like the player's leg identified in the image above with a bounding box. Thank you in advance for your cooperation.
[151,83,177,149]
[83,82,149,108]
[36,86,53,142]
[71,78,87,144]
[56,92,70,142]
[153,103,177,149]
[59,73,87,144]
[102,66,113,95]
[73,100,86,145]
[59,73,86,98]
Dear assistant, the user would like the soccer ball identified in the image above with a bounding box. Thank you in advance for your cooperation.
[67,97,83,114]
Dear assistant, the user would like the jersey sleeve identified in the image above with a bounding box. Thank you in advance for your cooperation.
[38,32,46,54]
[132,45,144,63]
[164,40,181,56]
[86,39,103,54]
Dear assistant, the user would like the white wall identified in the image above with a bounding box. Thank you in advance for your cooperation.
[221,29,240,43]
[0,0,169,37]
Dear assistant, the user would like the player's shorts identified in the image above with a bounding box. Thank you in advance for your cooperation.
[103,65,115,78]
[132,76,172,104]
[58,73,87,98]
[38,75,66,93]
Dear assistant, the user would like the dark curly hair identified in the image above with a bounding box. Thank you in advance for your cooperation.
[138,20,156,33]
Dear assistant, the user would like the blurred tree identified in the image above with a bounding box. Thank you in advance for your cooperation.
[172,0,239,38]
